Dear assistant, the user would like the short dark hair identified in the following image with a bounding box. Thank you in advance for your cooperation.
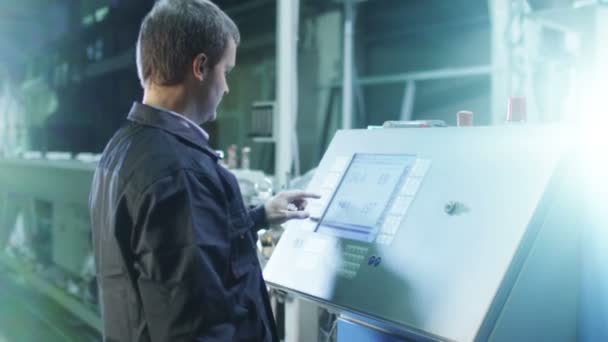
[136,0,240,88]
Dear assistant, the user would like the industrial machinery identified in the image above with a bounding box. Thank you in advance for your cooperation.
[0,156,101,330]
[0,153,275,335]
[264,125,581,342]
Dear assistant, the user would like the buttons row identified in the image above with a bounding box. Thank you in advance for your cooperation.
[338,269,357,279]
[344,244,369,255]
[342,260,361,272]
[376,234,394,245]
[410,159,431,178]
[309,157,351,219]
[375,158,432,246]
[343,252,366,263]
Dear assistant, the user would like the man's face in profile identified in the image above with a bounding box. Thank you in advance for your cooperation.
[198,39,237,124]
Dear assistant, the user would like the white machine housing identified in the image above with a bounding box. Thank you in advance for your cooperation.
[264,125,580,342]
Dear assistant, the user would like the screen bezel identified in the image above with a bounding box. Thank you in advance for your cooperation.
[313,153,415,243]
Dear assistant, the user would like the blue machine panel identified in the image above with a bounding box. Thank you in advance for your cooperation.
[337,317,408,342]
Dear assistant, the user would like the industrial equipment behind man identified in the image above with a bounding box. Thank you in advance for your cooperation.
[89,1,318,340]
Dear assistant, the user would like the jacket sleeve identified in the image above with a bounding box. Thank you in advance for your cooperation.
[132,169,235,342]
[248,205,268,232]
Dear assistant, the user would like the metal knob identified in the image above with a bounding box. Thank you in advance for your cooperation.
[444,201,458,215]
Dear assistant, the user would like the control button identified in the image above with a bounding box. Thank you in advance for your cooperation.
[339,269,357,279]
[344,252,364,262]
[444,201,469,216]
[390,196,413,216]
[379,235,396,245]
[343,261,360,271]
[411,159,431,177]
[401,177,422,196]
[382,216,400,234]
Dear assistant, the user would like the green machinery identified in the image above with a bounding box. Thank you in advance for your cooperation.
[0,157,101,332]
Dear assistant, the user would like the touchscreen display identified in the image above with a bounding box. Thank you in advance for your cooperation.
[315,154,415,242]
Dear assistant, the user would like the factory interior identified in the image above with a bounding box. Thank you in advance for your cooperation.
[0,0,607,341]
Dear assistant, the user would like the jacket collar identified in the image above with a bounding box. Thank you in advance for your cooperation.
[126,102,220,161]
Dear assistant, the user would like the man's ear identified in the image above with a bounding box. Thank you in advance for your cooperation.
[193,53,208,81]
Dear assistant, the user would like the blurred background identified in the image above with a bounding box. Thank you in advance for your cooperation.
[0,0,606,341]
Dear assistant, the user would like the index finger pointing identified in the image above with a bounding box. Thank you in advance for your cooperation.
[284,191,321,200]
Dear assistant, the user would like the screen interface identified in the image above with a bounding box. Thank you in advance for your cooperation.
[315,154,416,242]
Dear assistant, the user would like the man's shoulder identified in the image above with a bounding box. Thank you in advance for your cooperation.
[98,122,216,193]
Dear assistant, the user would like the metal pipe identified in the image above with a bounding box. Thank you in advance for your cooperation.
[400,80,416,121]
[489,0,511,124]
[330,65,493,87]
[341,0,355,129]
[275,0,297,189]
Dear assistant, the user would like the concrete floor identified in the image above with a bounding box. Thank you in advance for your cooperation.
[0,266,101,342]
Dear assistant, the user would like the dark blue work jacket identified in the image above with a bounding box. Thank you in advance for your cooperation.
[89,102,278,342]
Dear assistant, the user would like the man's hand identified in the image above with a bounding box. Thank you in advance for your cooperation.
[264,190,321,225]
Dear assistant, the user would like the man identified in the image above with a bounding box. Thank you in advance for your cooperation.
[89,1,318,341]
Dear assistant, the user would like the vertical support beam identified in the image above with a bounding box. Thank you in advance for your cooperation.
[313,10,342,165]
[341,0,356,129]
[284,296,319,342]
[489,0,510,124]
[0,79,7,156]
[0,192,11,249]
[275,0,298,188]
[399,80,416,121]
